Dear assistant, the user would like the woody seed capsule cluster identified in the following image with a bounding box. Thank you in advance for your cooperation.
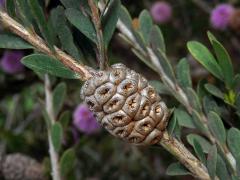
[0,153,44,180]
[81,64,169,145]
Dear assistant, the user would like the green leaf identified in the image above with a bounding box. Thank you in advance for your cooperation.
[192,110,208,134]
[149,80,170,95]
[193,139,206,165]
[53,82,67,116]
[205,84,224,99]
[203,96,221,115]
[187,41,223,80]
[21,54,80,79]
[102,0,121,48]
[28,0,55,50]
[16,0,33,28]
[51,122,63,152]
[166,162,191,176]
[65,8,96,43]
[59,111,71,128]
[149,25,165,52]
[208,111,226,145]
[227,128,240,159]
[119,5,133,30]
[176,58,192,88]
[174,108,195,129]
[152,48,176,81]
[216,155,231,180]
[186,88,202,112]
[139,10,153,44]
[42,107,52,129]
[208,32,234,88]
[187,134,211,153]
[60,148,76,176]
[50,6,82,61]
[0,34,33,49]
[167,112,177,136]
[59,0,80,8]
[6,0,16,18]
[207,145,217,180]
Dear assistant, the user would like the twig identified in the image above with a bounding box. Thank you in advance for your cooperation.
[160,132,210,180]
[44,75,61,180]
[0,10,93,81]
[88,0,108,70]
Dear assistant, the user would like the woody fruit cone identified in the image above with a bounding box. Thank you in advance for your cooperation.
[81,63,169,145]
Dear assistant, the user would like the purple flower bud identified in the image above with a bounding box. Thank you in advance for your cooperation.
[73,104,100,135]
[0,51,24,74]
[0,0,5,7]
[210,4,234,30]
[150,2,172,24]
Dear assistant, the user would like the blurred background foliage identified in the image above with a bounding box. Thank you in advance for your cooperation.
[0,0,240,179]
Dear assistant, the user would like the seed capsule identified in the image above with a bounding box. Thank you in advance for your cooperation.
[81,63,169,145]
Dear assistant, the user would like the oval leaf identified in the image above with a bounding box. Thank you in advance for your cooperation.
[207,145,217,179]
[51,122,63,152]
[60,148,76,176]
[53,82,67,116]
[65,8,96,43]
[208,111,226,145]
[166,162,191,176]
[187,41,223,80]
[21,54,80,79]
[0,34,33,49]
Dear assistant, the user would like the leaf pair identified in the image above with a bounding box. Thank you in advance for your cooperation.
[187,32,234,88]
[65,0,121,48]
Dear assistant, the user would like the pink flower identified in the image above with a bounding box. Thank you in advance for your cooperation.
[0,51,24,74]
[150,2,172,24]
[210,4,234,30]
[0,0,5,7]
[73,104,100,135]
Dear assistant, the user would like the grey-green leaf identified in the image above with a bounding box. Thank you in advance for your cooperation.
[166,162,191,176]
[208,31,234,88]
[51,6,82,61]
[51,122,63,152]
[53,82,67,116]
[149,80,170,95]
[0,34,33,49]
[227,128,240,159]
[216,155,231,180]
[167,112,177,136]
[28,0,55,50]
[65,8,96,43]
[187,134,211,153]
[187,41,223,80]
[102,0,121,48]
[175,108,195,129]
[176,58,192,88]
[139,10,153,44]
[21,54,80,79]
[149,25,165,52]
[207,145,217,180]
[193,139,206,165]
[59,111,71,128]
[208,111,226,145]
[60,148,76,176]
[205,84,224,99]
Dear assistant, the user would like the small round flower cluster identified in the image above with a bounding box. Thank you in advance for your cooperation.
[210,4,234,30]
[73,104,100,136]
[150,2,172,24]
[0,51,24,74]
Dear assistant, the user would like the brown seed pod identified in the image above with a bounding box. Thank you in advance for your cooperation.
[81,63,170,145]
[1,153,44,180]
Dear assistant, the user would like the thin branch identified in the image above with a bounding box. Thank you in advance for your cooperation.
[0,10,93,81]
[160,132,210,180]
[44,75,61,180]
[88,0,108,70]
